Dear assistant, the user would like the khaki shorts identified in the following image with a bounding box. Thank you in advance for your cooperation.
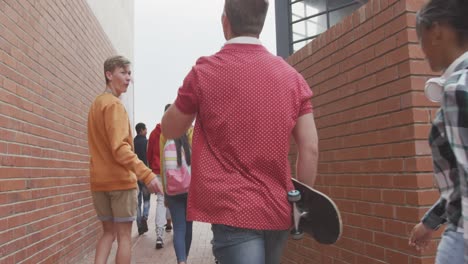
[91,189,137,222]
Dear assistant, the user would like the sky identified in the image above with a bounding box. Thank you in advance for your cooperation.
[134,0,277,133]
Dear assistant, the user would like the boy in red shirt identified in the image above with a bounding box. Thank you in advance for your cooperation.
[162,1,319,263]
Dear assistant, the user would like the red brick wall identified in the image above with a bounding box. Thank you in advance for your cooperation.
[0,0,117,263]
[284,0,442,263]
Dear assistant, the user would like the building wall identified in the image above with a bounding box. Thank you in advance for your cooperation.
[0,0,132,263]
[283,0,440,263]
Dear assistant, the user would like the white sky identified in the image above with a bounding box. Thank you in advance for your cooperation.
[134,0,277,133]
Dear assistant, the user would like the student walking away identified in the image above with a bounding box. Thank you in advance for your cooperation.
[161,0,319,263]
[147,104,174,249]
[87,55,162,264]
[162,129,193,264]
[134,122,151,235]
[408,1,468,263]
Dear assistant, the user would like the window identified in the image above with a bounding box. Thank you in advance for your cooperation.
[290,0,367,53]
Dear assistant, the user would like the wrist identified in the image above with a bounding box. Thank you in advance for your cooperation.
[145,173,156,185]
[421,222,437,232]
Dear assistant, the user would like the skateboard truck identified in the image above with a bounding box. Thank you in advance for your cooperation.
[288,190,308,240]
[288,178,342,244]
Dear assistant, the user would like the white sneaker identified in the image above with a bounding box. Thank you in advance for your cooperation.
[155,237,164,249]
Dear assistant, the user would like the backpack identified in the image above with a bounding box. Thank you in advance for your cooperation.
[163,139,191,195]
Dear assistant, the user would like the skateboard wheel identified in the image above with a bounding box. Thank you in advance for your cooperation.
[288,190,301,202]
[291,230,304,240]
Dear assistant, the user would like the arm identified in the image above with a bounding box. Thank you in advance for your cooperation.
[292,113,319,187]
[162,68,198,139]
[161,105,195,139]
[421,198,447,230]
[104,102,156,186]
[147,131,154,169]
[409,198,446,250]
[143,139,148,166]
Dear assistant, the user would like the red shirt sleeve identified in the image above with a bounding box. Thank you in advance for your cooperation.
[175,68,199,114]
[147,130,154,168]
[147,125,161,174]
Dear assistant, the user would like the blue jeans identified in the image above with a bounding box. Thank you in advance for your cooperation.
[136,181,150,224]
[436,230,464,264]
[211,224,289,264]
[166,193,193,263]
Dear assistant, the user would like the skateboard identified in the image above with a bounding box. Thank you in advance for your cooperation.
[288,178,342,244]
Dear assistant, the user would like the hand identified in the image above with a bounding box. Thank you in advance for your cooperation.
[146,176,163,194]
[409,222,434,251]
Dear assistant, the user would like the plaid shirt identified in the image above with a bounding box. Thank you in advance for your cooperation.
[423,54,468,241]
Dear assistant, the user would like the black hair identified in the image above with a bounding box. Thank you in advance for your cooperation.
[164,104,171,112]
[175,134,191,167]
[135,122,146,135]
[416,0,468,45]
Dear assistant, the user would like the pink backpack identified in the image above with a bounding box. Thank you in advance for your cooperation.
[163,139,191,195]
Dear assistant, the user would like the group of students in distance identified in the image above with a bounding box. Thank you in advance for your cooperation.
[86,0,468,263]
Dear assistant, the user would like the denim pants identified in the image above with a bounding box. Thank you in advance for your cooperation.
[166,193,193,263]
[436,230,464,264]
[136,181,150,224]
[211,224,289,264]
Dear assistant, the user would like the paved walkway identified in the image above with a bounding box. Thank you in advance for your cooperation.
[79,198,216,264]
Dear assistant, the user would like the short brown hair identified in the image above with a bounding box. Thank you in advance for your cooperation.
[224,0,269,36]
[104,55,131,83]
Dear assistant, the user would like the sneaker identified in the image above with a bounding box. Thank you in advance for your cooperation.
[141,218,148,234]
[165,224,172,232]
[155,237,164,249]
[138,226,144,236]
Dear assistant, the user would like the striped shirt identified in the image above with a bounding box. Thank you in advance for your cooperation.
[164,140,179,169]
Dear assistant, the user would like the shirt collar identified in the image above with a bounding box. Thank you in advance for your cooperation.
[442,51,468,80]
[225,36,262,46]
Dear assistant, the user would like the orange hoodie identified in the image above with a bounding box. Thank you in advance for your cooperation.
[87,93,155,191]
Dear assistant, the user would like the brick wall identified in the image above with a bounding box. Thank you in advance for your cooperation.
[0,0,117,263]
[283,0,441,263]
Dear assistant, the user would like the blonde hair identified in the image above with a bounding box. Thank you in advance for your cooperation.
[103,55,131,84]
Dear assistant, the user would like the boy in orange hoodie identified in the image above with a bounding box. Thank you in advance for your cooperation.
[87,55,162,264]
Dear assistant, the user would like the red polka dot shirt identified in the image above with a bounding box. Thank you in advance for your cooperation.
[175,37,313,230]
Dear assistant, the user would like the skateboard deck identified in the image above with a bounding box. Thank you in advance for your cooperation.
[289,178,342,244]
